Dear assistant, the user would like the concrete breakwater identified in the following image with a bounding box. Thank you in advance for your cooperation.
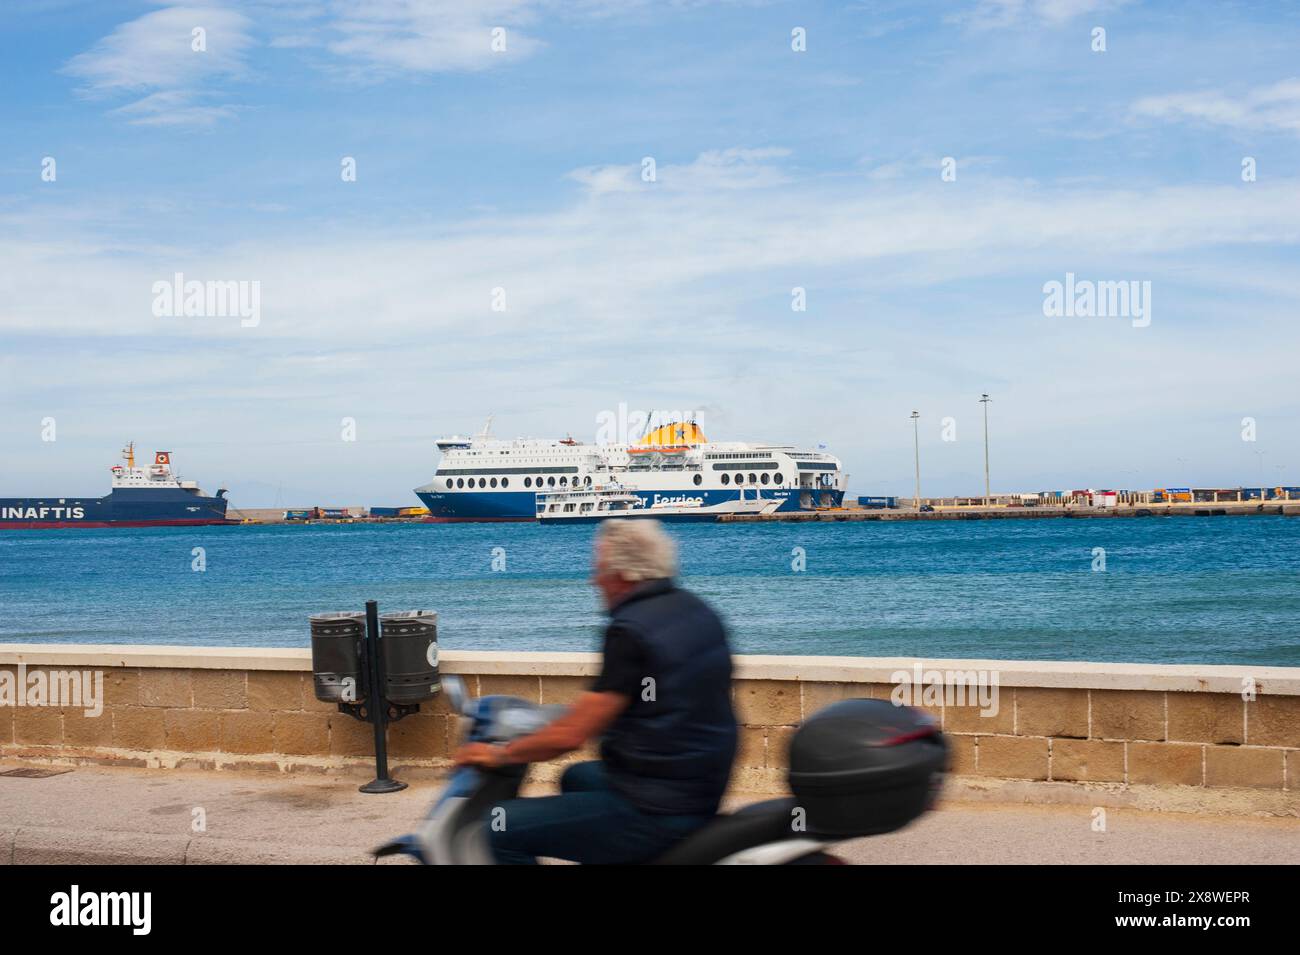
[2,644,1297,817]
[724,501,1300,522]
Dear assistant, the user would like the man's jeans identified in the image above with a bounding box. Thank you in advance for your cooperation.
[488,761,713,865]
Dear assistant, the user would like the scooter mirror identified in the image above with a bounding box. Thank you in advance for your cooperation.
[443,674,470,715]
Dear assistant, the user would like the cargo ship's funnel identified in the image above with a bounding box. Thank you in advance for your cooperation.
[636,421,707,447]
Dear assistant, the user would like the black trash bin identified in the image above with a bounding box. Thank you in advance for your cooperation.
[379,610,440,704]
[310,611,367,702]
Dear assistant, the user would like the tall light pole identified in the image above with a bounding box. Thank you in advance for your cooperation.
[980,394,991,506]
[910,410,921,509]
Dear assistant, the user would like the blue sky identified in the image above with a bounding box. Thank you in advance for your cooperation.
[2,0,1298,504]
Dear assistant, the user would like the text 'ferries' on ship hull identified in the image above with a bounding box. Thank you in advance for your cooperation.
[536,482,783,523]
[413,419,847,523]
[0,443,233,530]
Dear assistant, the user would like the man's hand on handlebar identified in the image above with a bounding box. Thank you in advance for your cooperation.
[454,743,509,768]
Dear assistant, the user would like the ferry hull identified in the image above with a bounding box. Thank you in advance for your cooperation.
[416,487,842,523]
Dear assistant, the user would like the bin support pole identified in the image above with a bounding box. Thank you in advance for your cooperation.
[360,599,407,794]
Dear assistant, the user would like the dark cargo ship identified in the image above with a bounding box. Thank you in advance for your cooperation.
[0,443,233,530]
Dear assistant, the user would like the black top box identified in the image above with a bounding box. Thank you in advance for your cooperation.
[788,698,948,837]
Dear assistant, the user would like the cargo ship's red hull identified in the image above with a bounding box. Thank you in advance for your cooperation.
[2,518,237,530]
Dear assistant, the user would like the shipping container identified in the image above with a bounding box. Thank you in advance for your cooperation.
[857,496,897,509]
[284,508,317,520]
[369,505,431,518]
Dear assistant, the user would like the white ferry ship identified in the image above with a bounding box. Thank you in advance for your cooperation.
[535,482,782,523]
[413,419,846,522]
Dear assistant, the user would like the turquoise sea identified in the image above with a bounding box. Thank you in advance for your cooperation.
[1,518,1298,666]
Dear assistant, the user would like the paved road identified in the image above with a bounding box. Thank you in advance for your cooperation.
[2,763,1297,864]
[837,801,1299,865]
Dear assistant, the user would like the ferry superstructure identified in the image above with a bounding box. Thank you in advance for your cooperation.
[413,420,846,522]
[0,443,232,530]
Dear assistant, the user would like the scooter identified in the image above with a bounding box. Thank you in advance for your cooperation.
[375,675,946,865]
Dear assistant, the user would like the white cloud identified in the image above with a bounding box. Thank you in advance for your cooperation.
[110,89,241,127]
[63,1,743,118]
[8,150,1300,347]
[321,0,545,77]
[955,0,1125,29]
[64,5,253,126]
[859,155,998,181]
[1132,78,1300,136]
[568,148,792,195]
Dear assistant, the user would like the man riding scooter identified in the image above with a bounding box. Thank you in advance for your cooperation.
[454,519,737,864]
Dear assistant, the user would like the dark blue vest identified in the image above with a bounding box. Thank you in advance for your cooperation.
[600,579,738,815]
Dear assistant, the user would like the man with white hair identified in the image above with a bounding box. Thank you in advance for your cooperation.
[454,519,738,864]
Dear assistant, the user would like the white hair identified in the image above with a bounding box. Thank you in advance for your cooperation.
[596,519,678,582]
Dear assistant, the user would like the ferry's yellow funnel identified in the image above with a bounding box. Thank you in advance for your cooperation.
[636,422,707,447]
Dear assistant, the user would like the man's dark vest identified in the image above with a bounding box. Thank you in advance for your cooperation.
[600,578,738,815]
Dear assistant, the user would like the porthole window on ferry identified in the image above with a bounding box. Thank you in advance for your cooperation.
[548,477,556,487]
[693,474,702,486]
[774,472,783,484]
[560,477,568,486]
[585,476,592,486]
[721,473,730,485]
[480,478,488,488]
[490,478,498,488]
[524,477,532,487]
[748,473,758,484]
[456,478,464,488]
[761,473,770,485]
[733,473,743,485]
[501,478,509,488]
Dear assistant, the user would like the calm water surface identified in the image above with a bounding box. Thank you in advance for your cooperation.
[1,518,1297,666]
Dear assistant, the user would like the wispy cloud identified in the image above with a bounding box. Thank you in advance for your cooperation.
[954,0,1125,29]
[9,150,1300,344]
[322,0,544,77]
[64,5,253,127]
[1132,78,1300,136]
[301,0,704,79]
[568,148,791,195]
[858,155,999,181]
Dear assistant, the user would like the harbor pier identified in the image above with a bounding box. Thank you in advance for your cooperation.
[723,500,1300,522]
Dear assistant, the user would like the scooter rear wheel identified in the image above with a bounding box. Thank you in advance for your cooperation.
[784,850,848,865]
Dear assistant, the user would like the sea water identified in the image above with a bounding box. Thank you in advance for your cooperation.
[1,517,1297,666]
